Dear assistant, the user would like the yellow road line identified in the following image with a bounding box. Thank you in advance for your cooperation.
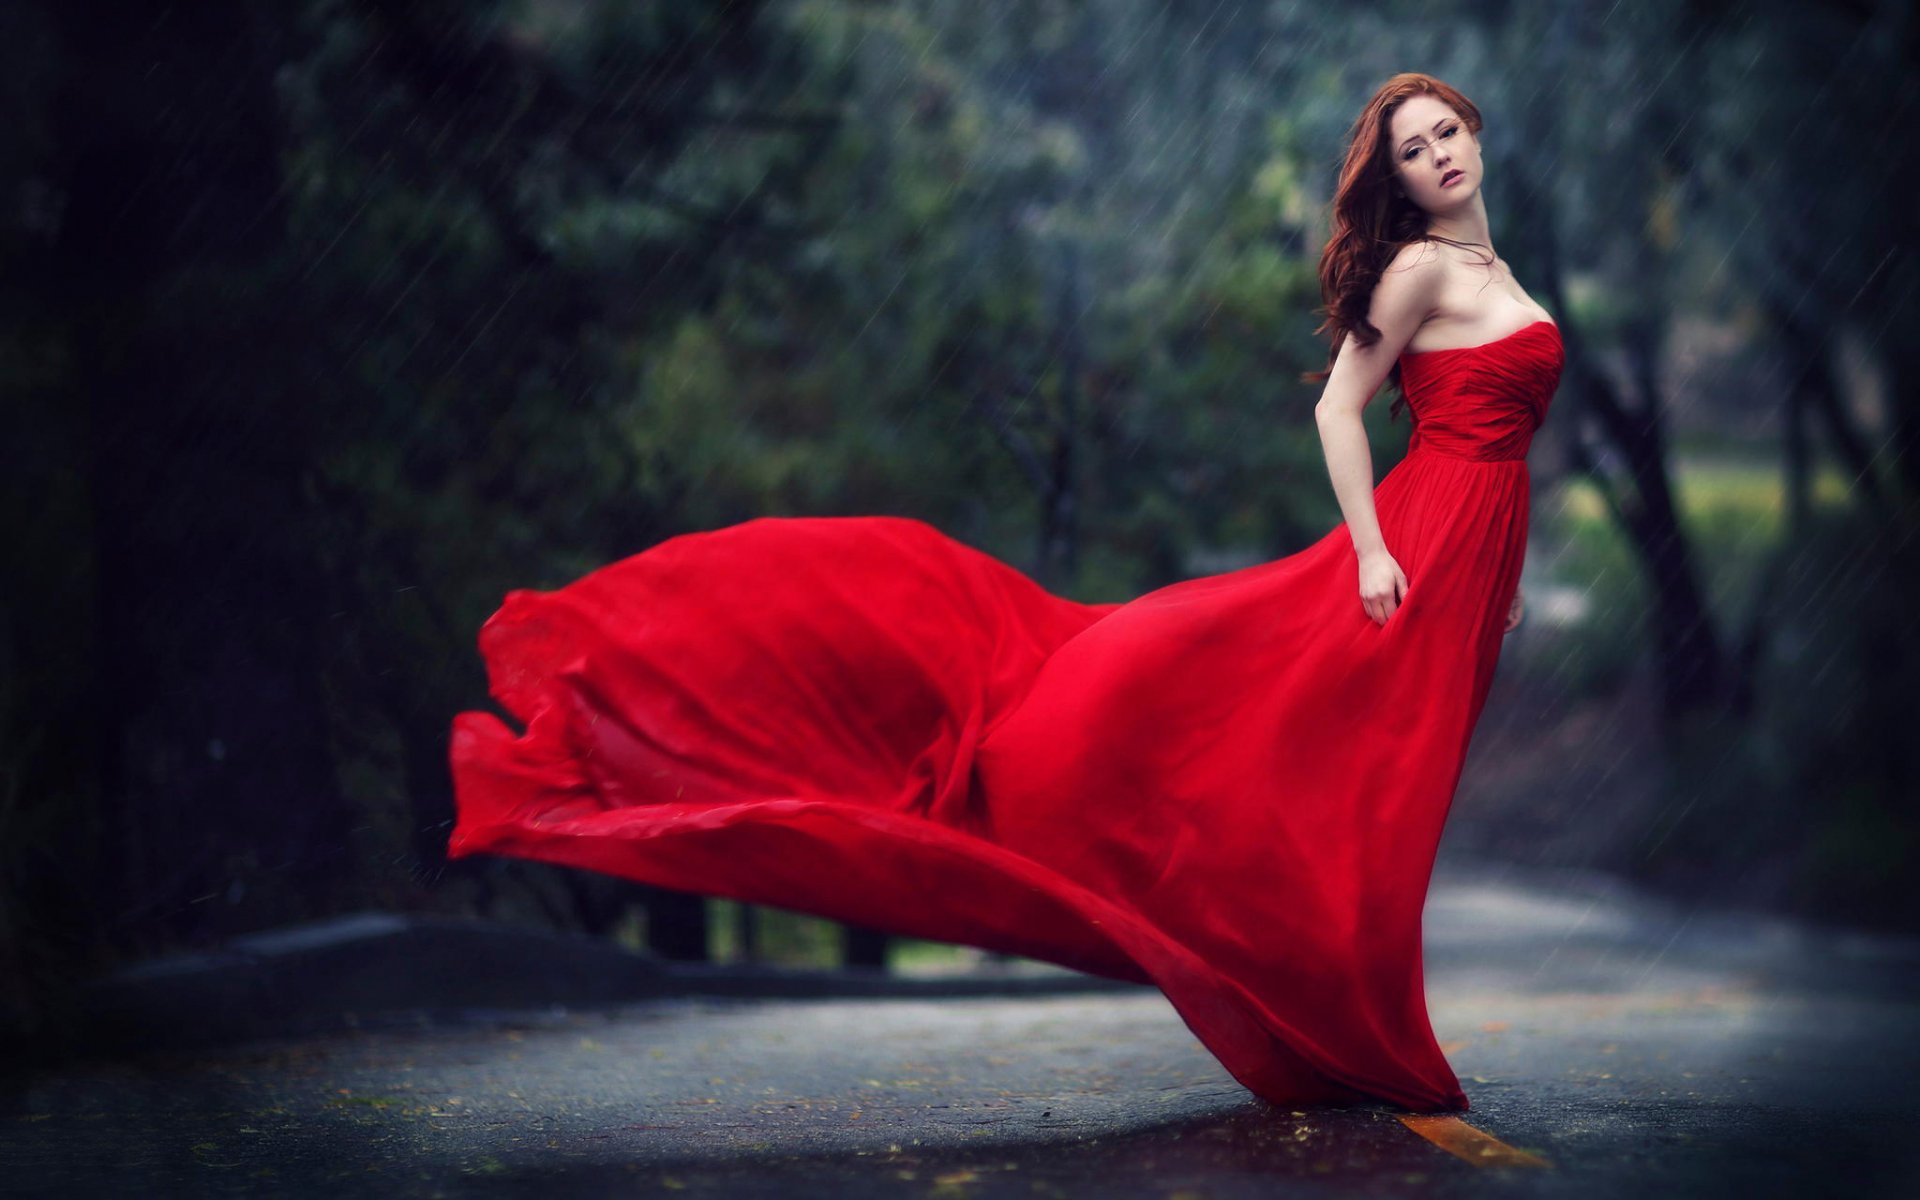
[1396,1115,1554,1168]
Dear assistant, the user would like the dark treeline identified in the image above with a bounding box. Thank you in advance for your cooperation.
[2,0,1915,1050]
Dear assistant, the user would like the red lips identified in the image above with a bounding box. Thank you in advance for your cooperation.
[1441,169,1463,186]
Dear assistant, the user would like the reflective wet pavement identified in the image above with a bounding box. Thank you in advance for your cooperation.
[8,861,1918,1197]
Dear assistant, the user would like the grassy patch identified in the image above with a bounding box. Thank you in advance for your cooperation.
[1525,457,1855,696]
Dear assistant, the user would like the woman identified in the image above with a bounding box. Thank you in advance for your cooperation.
[1310,73,1552,639]
[447,72,1560,1115]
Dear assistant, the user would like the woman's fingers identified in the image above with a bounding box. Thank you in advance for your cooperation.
[1358,554,1410,626]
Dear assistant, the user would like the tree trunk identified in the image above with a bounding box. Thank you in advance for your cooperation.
[50,2,350,952]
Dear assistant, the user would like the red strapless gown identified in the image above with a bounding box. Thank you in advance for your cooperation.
[447,319,1563,1114]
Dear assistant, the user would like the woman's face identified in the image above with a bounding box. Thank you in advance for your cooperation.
[1388,96,1480,210]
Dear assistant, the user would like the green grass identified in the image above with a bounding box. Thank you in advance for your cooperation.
[706,899,842,968]
[703,899,987,971]
[1526,458,1857,695]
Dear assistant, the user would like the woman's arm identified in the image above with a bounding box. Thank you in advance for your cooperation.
[1312,244,1444,625]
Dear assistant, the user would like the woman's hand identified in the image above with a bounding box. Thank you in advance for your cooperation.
[1358,548,1409,626]
[1504,585,1524,634]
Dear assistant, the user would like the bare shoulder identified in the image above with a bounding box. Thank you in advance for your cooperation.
[1364,240,1446,337]
[1318,241,1447,412]
[1374,240,1446,311]
[1382,238,1448,278]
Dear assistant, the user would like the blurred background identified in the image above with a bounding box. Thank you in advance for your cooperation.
[2,0,1915,1051]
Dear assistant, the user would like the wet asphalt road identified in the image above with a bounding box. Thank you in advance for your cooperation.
[8,860,1920,1198]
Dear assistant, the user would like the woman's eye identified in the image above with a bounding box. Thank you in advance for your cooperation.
[1403,126,1458,160]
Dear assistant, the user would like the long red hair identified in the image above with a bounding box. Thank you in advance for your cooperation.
[1301,73,1491,421]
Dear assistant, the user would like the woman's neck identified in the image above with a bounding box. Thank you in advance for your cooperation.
[1424,203,1493,254]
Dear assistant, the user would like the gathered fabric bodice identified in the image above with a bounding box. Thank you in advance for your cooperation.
[1398,320,1563,461]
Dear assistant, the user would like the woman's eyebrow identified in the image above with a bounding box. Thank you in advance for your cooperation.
[1399,118,1456,149]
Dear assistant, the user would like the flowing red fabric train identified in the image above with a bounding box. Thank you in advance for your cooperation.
[447,320,1564,1114]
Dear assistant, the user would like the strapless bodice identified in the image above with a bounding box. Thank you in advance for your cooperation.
[1398,320,1563,461]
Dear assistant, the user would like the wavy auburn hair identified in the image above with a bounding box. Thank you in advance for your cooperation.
[1301,73,1491,421]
